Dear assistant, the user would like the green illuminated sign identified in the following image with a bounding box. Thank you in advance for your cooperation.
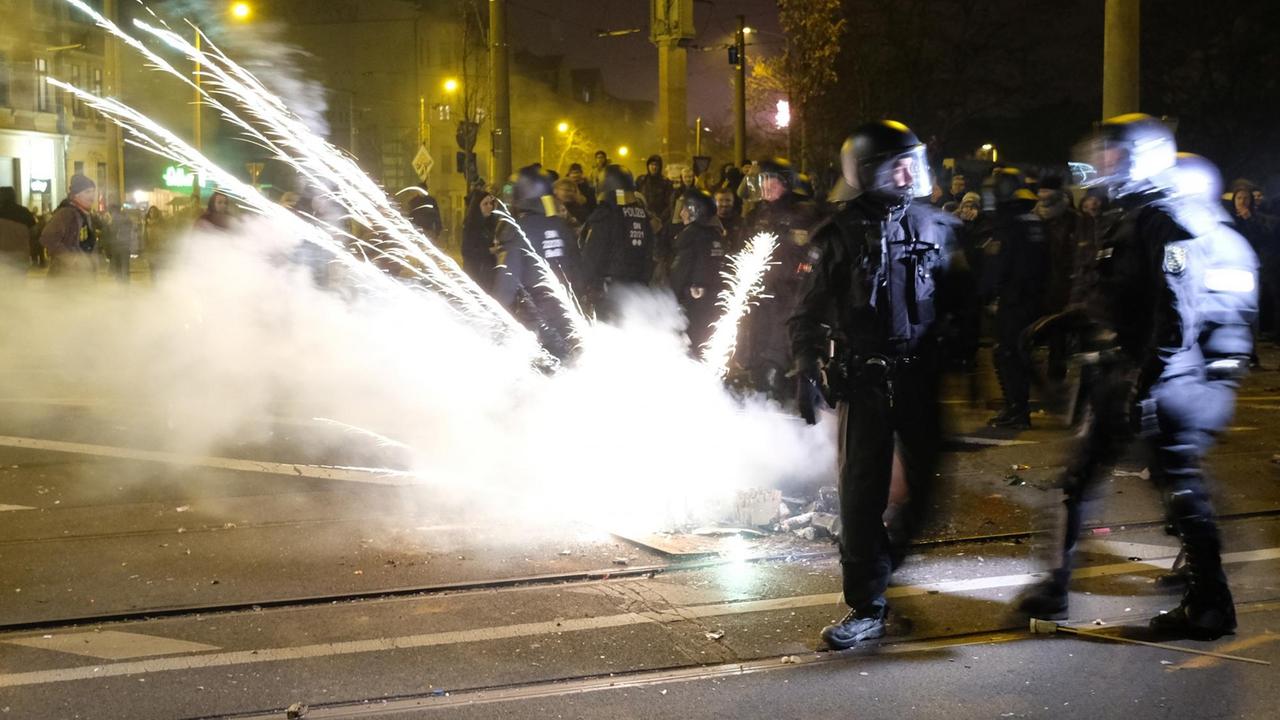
[162,166,212,189]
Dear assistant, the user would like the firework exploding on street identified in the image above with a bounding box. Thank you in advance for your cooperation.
[22,0,836,534]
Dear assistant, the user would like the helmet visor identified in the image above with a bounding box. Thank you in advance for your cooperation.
[861,145,933,199]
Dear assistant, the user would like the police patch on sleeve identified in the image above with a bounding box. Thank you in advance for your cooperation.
[1163,245,1187,275]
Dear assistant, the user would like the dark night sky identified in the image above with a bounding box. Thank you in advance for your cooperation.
[507,0,783,126]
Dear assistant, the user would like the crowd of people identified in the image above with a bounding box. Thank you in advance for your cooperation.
[3,117,1269,654]
[0,176,222,284]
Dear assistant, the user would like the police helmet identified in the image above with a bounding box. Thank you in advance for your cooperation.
[513,165,556,216]
[840,120,933,201]
[794,173,815,199]
[1170,152,1224,205]
[681,189,717,225]
[985,167,1037,208]
[757,157,796,189]
[599,164,636,205]
[1076,113,1176,196]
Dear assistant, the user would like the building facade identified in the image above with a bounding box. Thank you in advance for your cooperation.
[0,0,120,214]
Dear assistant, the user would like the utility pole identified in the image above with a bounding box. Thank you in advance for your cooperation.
[103,0,124,202]
[733,15,746,167]
[489,0,512,182]
[650,0,694,163]
[1102,0,1140,119]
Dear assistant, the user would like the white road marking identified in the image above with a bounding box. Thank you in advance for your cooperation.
[0,504,35,512]
[1079,539,1181,562]
[0,546,1275,689]
[945,435,1040,447]
[0,435,418,486]
[3,631,219,660]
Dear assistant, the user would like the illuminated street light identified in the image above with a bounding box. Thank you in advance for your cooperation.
[617,145,629,158]
[775,99,790,129]
[557,121,570,134]
[743,26,753,35]
[230,2,251,20]
[442,77,459,94]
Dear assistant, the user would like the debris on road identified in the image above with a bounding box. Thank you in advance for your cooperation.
[731,488,784,527]
[704,629,725,641]
[285,702,308,719]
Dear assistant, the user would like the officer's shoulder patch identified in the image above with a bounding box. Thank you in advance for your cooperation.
[1163,244,1187,275]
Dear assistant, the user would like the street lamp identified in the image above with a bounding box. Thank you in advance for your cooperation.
[617,145,629,159]
[557,121,570,134]
[442,77,459,94]
[230,2,251,20]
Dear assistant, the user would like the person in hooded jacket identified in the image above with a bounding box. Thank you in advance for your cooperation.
[669,189,727,350]
[580,164,655,318]
[40,174,99,280]
[981,168,1049,429]
[636,155,674,232]
[0,186,36,274]
[461,188,498,291]
[1036,175,1084,380]
[493,166,583,359]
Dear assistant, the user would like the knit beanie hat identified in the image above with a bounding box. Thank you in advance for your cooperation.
[69,174,96,196]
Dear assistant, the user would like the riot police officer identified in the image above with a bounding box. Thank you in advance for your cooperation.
[669,189,727,350]
[790,120,960,649]
[493,166,583,359]
[581,164,655,319]
[743,158,820,400]
[1016,115,1257,640]
[982,168,1049,429]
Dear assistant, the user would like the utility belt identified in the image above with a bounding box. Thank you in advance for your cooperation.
[824,347,931,407]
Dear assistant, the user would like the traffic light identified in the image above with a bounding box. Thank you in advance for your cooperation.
[728,46,739,65]
[455,151,477,175]
[455,121,479,151]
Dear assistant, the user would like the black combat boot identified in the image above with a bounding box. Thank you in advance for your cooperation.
[820,605,888,650]
[1014,569,1070,619]
[1149,550,1236,639]
[988,404,1031,429]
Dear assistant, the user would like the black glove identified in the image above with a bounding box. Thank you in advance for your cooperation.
[792,355,826,426]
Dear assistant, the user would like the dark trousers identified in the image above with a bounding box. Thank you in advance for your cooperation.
[993,303,1038,411]
[836,361,942,612]
[682,296,717,351]
[1053,368,1233,600]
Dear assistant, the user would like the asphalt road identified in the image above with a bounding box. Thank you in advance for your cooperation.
[0,345,1277,718]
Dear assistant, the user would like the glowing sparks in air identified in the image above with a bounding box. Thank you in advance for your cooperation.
[59,0,528,346]
[701,232,779,378]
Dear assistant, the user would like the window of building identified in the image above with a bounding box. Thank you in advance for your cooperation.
[70,64,84,116]
[74,160,85,176]
[92,67,102,96]
[0,52,10,106]
[35,57,50,112]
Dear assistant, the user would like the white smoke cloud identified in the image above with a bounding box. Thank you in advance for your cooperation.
[0,220,835,534]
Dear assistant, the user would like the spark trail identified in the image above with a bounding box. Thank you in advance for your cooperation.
[701,232,779,378]
[61,0,524,343]
[491,204,592,351]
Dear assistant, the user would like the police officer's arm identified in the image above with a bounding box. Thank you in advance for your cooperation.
[491,223,525,310]
[788,223,839,366]
[668,227,695,297]
[579,209,612,289]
